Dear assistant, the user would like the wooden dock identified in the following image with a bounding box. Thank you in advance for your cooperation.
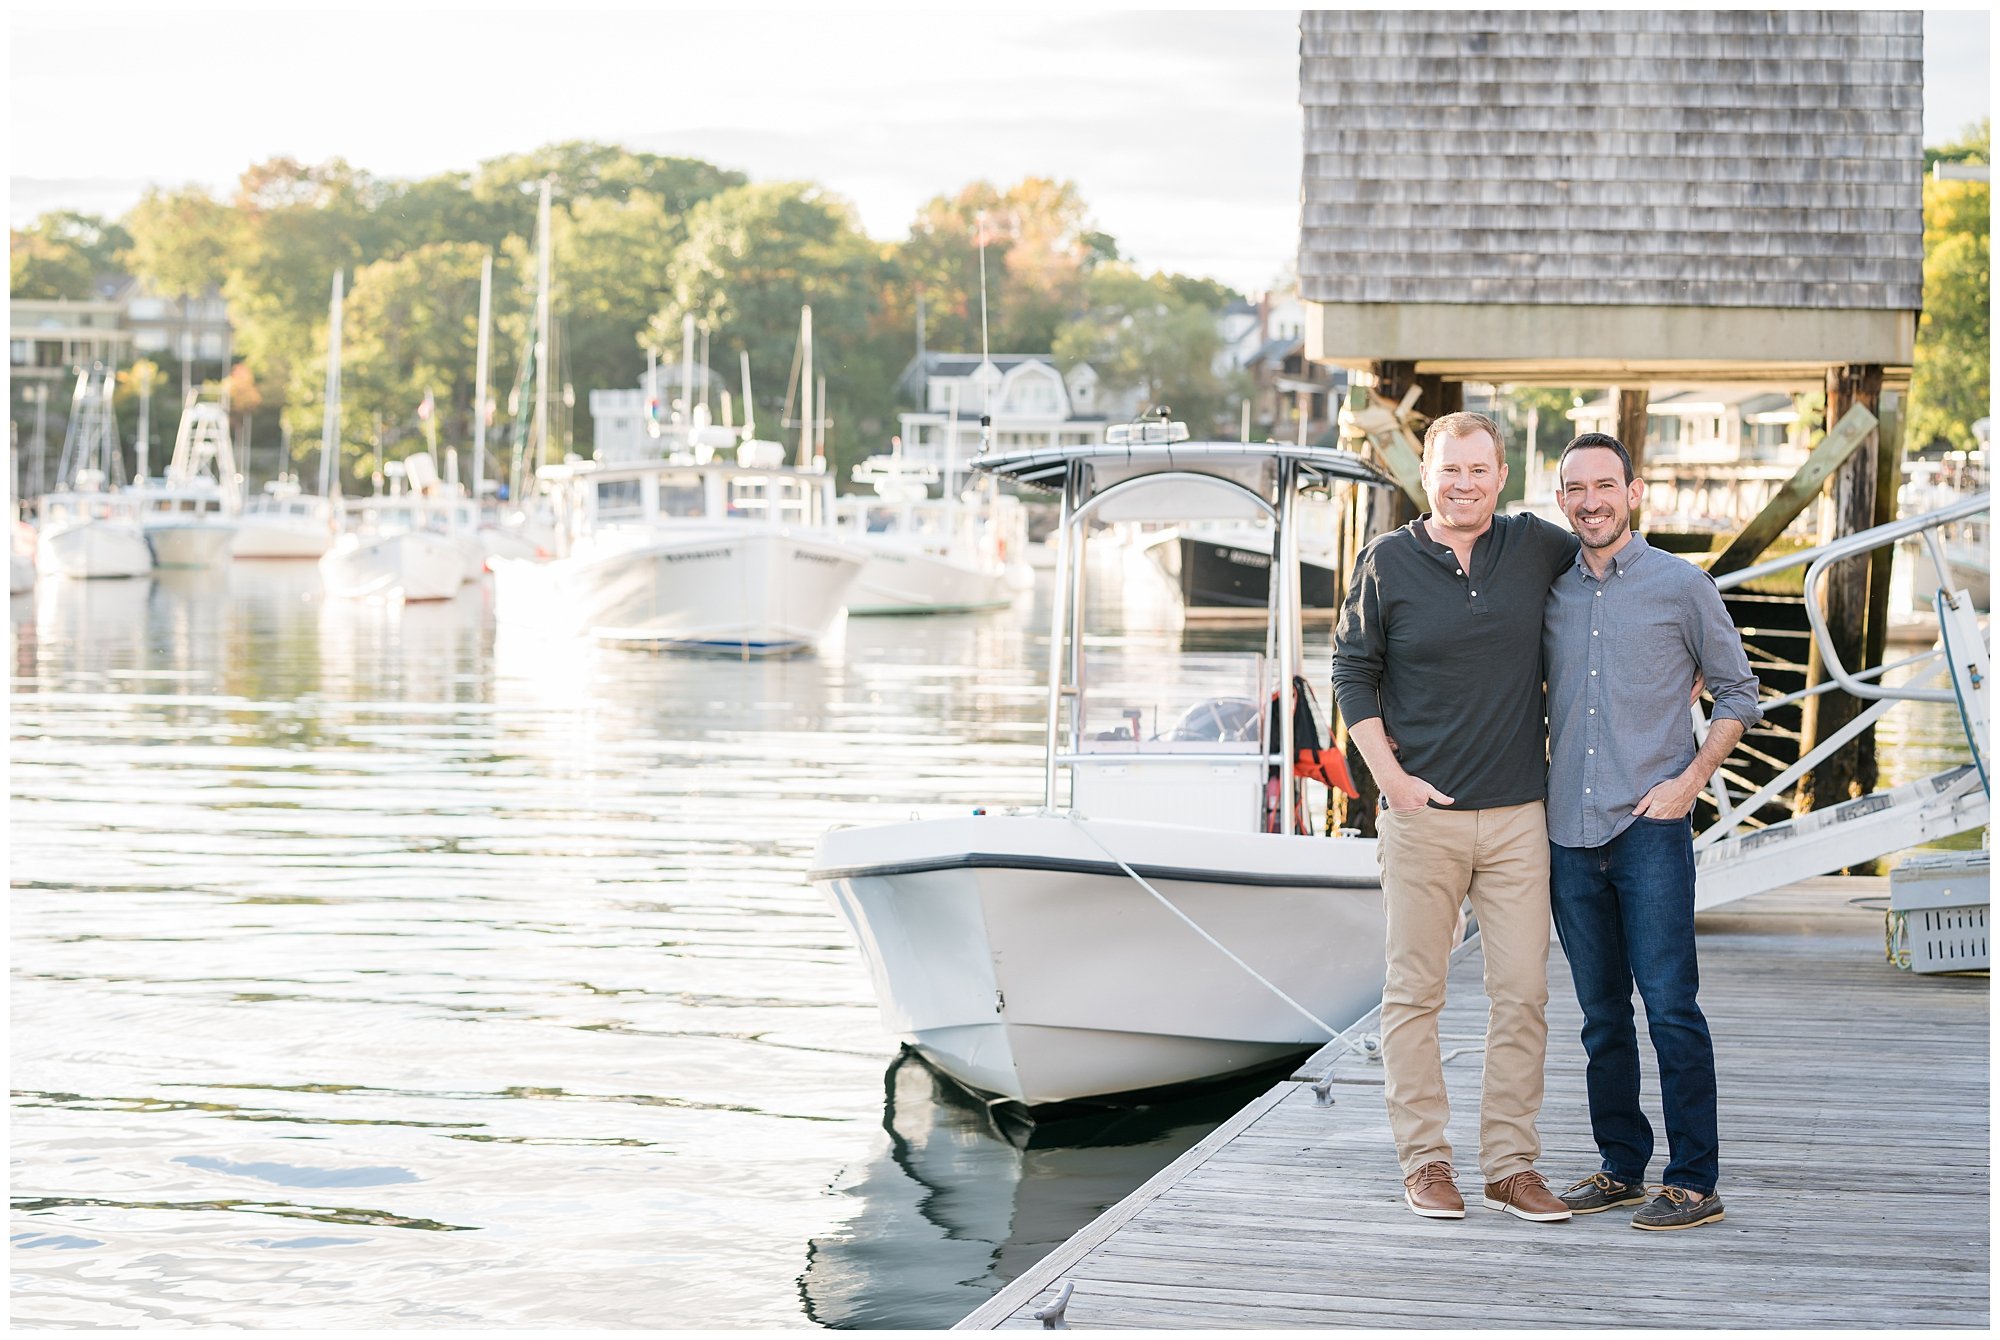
[958,877,1990,1329]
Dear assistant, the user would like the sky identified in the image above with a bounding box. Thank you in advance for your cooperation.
[9,3,1993,296]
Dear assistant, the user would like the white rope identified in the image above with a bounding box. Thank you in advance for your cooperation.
[1062,815,1378,1064]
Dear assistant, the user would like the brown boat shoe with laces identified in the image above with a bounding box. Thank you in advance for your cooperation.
[1403,1160,1465,1219]
[1483,1168,1573,1222]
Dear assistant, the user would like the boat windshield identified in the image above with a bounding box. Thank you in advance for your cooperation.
[1077,651,1266,755]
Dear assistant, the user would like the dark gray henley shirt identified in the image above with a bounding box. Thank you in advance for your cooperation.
[1331,511,1579,810]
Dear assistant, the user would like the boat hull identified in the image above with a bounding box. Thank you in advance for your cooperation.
[494,529,864,654]
[145,521,238,569]
[812,814,1387,1107]
[36,520,153,579]
[234,518,332,559]
[1149,533,1338,613]
[319,532,466,601]
[846,542,1014,615]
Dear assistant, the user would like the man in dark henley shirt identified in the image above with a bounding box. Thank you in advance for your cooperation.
[1331,411,1578,1223]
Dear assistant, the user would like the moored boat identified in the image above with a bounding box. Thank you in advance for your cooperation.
[492,445,865,653]
[36,473,153,580]
[234,477,334,559]
[835,442,1024,616]
[811,423,1397,1109]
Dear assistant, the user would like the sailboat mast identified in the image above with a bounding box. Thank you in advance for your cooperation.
[473,252,493,502]
[533,178,553,476]
[319,270,344,498]
[680,314,695,429]
[797,306,813,470]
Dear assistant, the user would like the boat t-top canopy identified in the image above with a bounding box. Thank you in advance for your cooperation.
[973,439,1389,495]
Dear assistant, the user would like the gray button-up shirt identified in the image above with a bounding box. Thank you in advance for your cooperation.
[1543,534,1763,849]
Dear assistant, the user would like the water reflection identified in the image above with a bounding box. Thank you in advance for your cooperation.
[799,1052,1278,1330]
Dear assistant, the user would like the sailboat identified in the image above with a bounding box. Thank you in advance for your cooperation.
[36,364,152,580]
[491,306,866,653]
[812,421,1396,1108]
[128,395,241,568]
[235,272,343,559]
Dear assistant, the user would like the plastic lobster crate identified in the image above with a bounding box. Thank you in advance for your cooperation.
[1888,850,1989,974]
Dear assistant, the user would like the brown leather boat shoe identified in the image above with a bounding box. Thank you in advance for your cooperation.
[1483,1168,1573,1222]
[1403,1160,1465,1219]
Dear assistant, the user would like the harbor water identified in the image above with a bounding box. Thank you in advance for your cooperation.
[9,559,1273,1329]
[9,554,1973,1328]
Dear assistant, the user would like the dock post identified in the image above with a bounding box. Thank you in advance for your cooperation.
[1616,386,1650,527]
[1798,363,1884,813]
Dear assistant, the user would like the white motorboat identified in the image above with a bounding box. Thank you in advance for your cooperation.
[234,477,334,559]
[492,443,865,653]
[36,474,153,580]
[494,307,865,654]
[835,444,1025,616]
[812,424,1395,1108]
[318,462,474,602]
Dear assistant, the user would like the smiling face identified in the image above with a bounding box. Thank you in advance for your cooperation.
[1558,446,1647,553]
[1421,428,1506,535]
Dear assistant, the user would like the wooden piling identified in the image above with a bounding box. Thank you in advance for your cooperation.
[1798,364,1883,814]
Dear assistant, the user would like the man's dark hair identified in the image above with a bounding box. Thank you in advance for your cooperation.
[1558,432,1635,485]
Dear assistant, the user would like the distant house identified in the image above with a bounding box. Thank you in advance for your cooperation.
[10,279,231,388]
[589,364,729,461]
[1550,385,1817,533]
[1225,290,1342,444]
[9,296,131,385]
[893,353,1122,464]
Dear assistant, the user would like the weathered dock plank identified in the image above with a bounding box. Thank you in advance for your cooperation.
[958,878,1989,1330]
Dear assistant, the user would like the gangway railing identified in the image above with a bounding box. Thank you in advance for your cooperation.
[1692,492,1989,911]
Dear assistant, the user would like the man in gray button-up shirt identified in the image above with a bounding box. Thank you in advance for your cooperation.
[1542,433,1761,1232]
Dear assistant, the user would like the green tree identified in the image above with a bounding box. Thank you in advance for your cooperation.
[471,141,746,240]
[300,241,493,483]
[1908,120,1990,453]
[642,182,891,468]
[887,178,1107,362]
[1053,265,1243,435]
[121,187,234,298]
[9,211,132,300]
[224,157,385,422]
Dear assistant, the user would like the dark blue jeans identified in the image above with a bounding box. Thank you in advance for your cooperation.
[1549,815,1719,1195]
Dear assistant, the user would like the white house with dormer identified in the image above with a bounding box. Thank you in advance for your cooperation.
[892,353,1143,467]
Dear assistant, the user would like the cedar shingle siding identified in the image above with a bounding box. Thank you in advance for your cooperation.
[1298,10,1924,311]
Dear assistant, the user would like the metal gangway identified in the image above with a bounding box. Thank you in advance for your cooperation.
[1692,492,1990,911]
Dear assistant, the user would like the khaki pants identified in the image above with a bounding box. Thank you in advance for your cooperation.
[1375,800,1551,1182]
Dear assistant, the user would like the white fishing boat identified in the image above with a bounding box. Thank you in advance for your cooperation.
[318,458,474,602]
[812,424,1395,1108]
[233,477,334,558]
[835,434,1025,616]
[129,400,241,569]
[38,367,151,580]
[493,306,866,653]
[492,442,864,652]
[36,473,153,580]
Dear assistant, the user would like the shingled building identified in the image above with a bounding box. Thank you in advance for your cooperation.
[1298,9,1923,382]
